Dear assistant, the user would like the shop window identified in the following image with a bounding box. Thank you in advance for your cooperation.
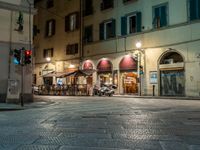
[43,48,54,58]
[189,0,200,21]
[46,0,54,8]
[45,19,55,37]
[153,4,168,29]
[99,19,116,40]
[101,0,114,11]
[66,43,78,55]
[84,25,93,43]
[121,12,142,36]
[83,0,93,16]
[65,12,80,32]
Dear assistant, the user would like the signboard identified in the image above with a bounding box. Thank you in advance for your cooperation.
[6,79,20,100]
[150,71,158,84]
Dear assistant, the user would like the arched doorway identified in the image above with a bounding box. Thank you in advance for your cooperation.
[97,58,113,86]
[82,60,94,94]
[159,51,185,96]
[119,55,138,94]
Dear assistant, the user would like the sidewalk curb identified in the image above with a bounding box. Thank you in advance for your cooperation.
[0,101,55,111]
[113,95,200,100]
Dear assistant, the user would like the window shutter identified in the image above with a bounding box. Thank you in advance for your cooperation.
[75,43,78,53]
[76,12,80,29]
[99,22,104,40]
[43,49,46,58]
[111,19,116,37]
[51,48,54,57]
[190,0,197,20]
[153,7,160,27]
[136,12,142,32]
[65,15,70,32]
[121,16,127,36]
[52,19,56,35]
[160,6,167,27]
[198,0,200,18]
[45,22,48,36]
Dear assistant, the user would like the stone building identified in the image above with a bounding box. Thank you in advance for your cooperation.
[34,0,200,97]
[0,0,35,103]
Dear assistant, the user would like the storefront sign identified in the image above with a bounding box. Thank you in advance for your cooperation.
[150,71,158,84]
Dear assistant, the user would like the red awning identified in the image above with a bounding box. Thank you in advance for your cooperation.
[119,55,137,71]
[83,60,93,70]
[97,59,112,73]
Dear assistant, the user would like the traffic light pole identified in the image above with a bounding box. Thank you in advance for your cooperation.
[20,65,24,107]
[20,48,25,107]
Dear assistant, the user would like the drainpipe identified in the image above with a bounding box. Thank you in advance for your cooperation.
[79,0,83,68]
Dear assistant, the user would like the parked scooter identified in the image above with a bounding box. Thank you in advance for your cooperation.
[94,84,117,97]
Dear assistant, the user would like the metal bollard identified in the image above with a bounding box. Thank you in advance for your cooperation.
[153,85,155,96]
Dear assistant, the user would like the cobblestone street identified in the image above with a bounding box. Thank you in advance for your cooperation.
[0,96,200,150]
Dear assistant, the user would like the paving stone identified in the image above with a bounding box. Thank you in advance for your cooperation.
[189,145,200,150]
[160,141,188,150]
[59,146,130,150]
[1,96,200,149]
[0,144,19,150]
[16,145,60,150]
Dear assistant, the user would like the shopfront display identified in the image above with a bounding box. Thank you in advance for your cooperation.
[119,55,138,94]
[122,72,138,94]
[97,59,113,86]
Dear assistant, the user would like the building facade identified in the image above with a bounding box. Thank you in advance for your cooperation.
[34,0,200,97]
[0,0,35,103]
[34,0,82,88]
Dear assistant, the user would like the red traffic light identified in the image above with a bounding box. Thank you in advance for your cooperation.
[25,50,32,55]
[24,50,32,64]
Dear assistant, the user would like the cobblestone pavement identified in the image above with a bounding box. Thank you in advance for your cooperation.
[1,96,200,150]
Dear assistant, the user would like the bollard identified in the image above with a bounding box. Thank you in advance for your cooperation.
[153,85,155,96]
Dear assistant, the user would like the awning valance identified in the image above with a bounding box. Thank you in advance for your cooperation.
[97,59,112,73]
[119,55,137,71]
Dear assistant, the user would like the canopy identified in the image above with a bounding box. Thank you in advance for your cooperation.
[97,59,112,73]
[119,55,137,71]
[43,71,66,78]
[59,69,95,78]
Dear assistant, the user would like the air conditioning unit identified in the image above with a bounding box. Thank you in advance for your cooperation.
[164,59,173,64]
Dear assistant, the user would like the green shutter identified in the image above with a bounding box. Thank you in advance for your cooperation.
[198,0,200,18]
[99,22,104,40]
[190,0,197,20]
[121,16,127,36]
[136,12,142,32]
[160,6,167,27]
[153,7,160,27]
[111,19,116,37]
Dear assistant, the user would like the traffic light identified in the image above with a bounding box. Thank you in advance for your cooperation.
[13,49,21,65]
[24,50,32,64]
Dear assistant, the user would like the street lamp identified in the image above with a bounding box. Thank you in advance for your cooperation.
[46,57,51,62]
[136,41,142,49]
[136,41,143,96]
